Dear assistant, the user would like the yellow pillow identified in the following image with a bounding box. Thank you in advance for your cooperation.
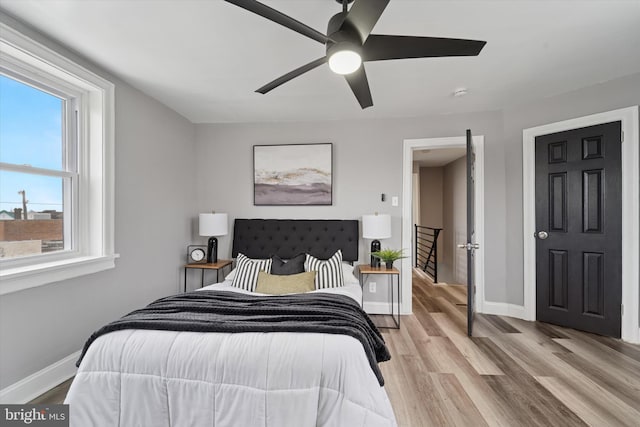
[255,271,316,295]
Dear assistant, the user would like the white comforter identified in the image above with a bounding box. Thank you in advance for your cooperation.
[65,283,397,426]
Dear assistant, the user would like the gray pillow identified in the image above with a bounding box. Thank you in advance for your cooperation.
[270,253,305,275]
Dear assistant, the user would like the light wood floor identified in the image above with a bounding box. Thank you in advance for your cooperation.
[376,269,640,426]
[29,377,72,405]
[32,269,640,426]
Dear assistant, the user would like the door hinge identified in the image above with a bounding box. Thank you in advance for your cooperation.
[621,304,624,315]
[621,130,624,143]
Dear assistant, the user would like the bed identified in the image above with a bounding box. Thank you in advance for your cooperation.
[65,219,397,427]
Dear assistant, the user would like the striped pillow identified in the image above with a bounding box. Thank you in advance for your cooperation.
[231,253,272,292]
[306,250,344,289]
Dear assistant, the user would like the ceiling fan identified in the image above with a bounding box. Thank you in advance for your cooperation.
[224,0,486,109]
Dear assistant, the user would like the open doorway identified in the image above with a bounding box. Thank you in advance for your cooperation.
[401,135,485,334]
[413,147,467,288]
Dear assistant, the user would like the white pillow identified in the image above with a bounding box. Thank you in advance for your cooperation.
[231,253,272,292]
[306,250,344,289]
[342,263,360,285]
[224,268,236,282]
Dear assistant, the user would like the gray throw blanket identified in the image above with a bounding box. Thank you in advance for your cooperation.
[77,291,391,386]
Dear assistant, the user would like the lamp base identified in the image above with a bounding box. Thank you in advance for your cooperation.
[207,237,218,264]
[370,240,381,268]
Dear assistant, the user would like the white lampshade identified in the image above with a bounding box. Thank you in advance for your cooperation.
[199,213,228,237]
[362,214,391,239]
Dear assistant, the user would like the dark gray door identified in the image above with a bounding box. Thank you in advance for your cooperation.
[535,121,622,337]
[465,129,477,337]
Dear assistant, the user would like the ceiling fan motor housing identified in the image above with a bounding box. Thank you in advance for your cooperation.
[326,11,362,57]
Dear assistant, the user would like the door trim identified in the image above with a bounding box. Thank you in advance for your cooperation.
[522,106,639,343]
[402,135,485,315]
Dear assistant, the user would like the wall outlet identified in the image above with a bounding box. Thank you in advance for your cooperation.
[392,196,399,206]
[369,282,377,293]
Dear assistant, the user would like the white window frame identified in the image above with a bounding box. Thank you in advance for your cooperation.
[0,22,117,295]
[0,67,78,255]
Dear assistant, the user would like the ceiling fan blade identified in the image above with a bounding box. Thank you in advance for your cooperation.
[342,0,389,43]
[225,0,331,44]
[344,66,373,109]
[363,35,486,61]
[256,57,327,94]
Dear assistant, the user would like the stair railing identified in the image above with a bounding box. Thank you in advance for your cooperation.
[415,225,442,283]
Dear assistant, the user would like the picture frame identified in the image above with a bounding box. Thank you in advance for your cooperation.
[253,143,333,206]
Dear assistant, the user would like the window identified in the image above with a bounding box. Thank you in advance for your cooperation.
[0,74,72,259]
[0,21,116,294]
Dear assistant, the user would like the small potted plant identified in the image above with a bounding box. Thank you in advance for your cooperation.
[371,248,407,269]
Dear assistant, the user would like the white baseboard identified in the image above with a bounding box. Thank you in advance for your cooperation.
[364,301,411,315]
[0,350,79,404]
[363,302,392,315]
[480,301,527,319]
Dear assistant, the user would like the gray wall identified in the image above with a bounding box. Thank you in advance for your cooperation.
[418,166,445,280]
[195,72,640,308]
[502,72,640,305]
[419,167,443,229]
[195,112,505,304]
[442,156,467,285]
[0,15,197,389]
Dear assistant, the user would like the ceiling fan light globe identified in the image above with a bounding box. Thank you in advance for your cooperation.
[328,50,362,75]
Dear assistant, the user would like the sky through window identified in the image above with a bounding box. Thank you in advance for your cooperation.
[0,75,64,212]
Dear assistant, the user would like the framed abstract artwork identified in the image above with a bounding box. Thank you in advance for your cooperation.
[253,143,332,206]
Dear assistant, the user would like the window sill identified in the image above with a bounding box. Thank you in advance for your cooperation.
[0,254,119,296]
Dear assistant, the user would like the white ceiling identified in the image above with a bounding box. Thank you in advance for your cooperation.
[1,0,639,124]
[413,148,466,167]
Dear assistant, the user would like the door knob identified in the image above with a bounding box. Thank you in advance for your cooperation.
[536,231,549,240]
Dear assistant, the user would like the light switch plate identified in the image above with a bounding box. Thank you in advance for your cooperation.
[392,196,399,206]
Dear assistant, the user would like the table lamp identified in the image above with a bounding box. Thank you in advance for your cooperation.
[362,213,391,267]
[199,213,228,263]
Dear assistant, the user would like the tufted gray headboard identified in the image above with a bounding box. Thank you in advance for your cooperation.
[232,219,359,262]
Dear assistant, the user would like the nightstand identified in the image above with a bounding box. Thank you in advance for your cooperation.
[184,259,233,292]
[358,264,401,329]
